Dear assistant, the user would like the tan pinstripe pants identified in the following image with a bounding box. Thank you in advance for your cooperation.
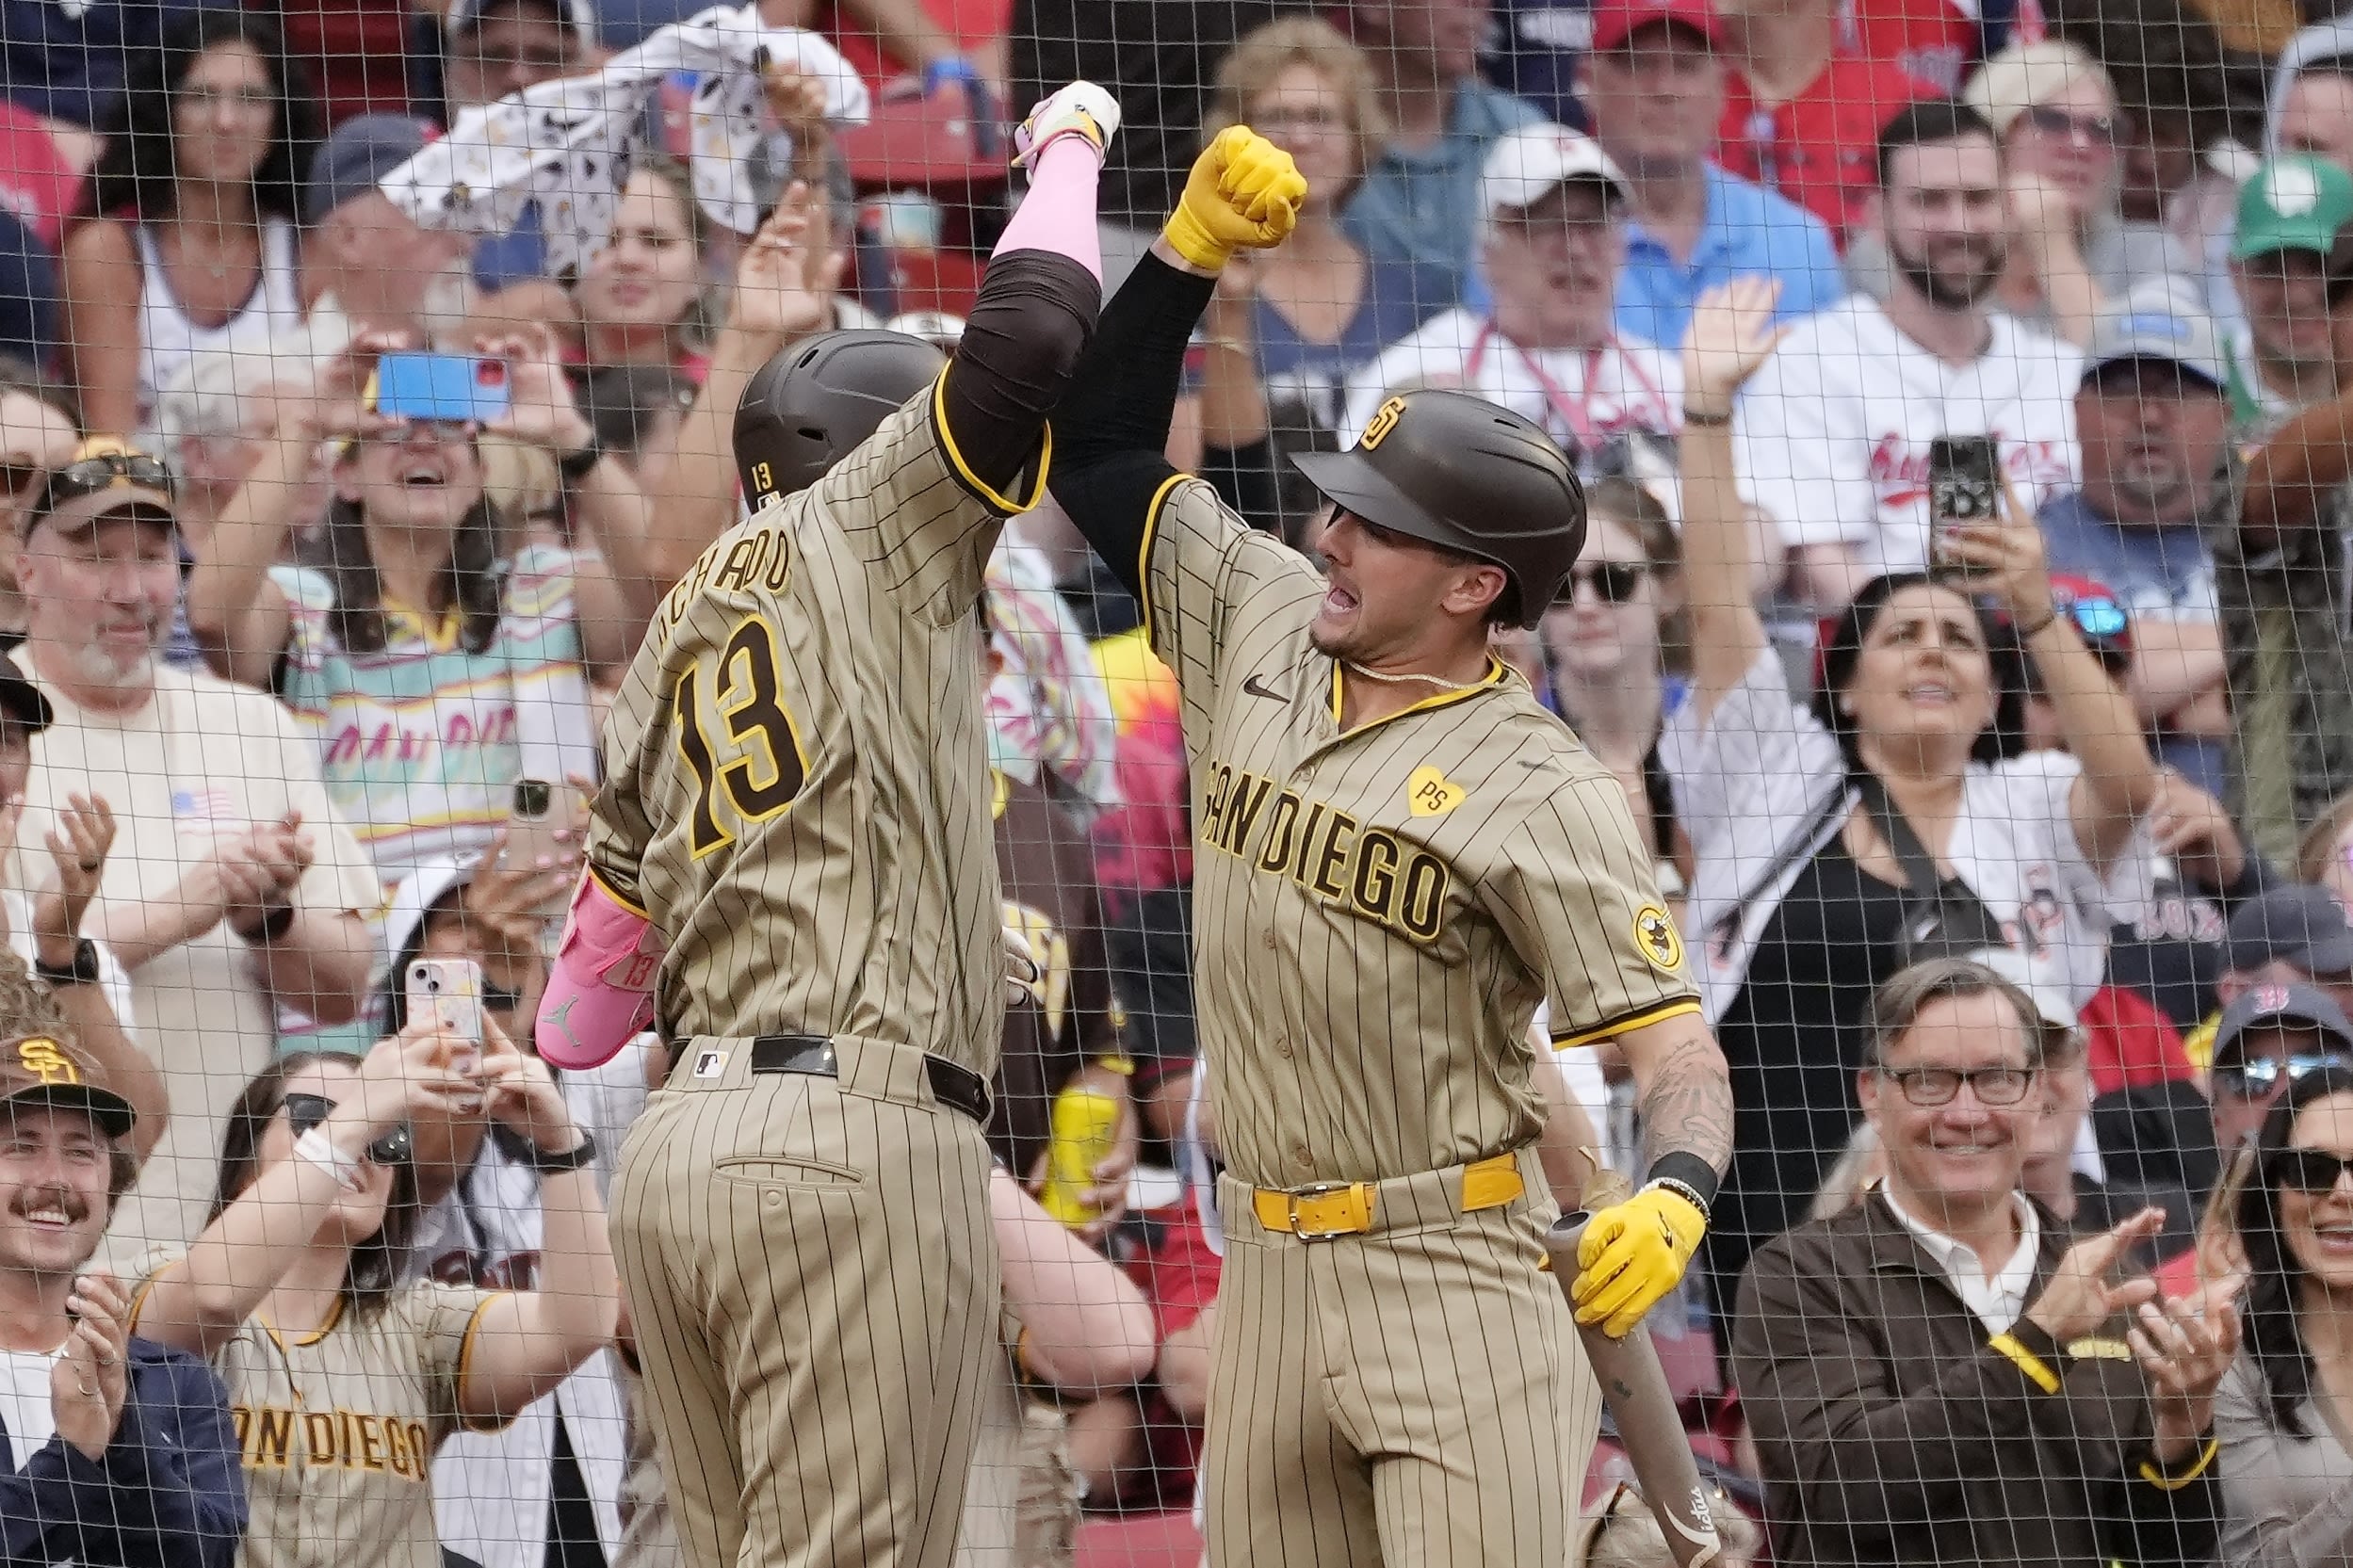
[1201,1161,1599,1567]
[612,1036,999,1568]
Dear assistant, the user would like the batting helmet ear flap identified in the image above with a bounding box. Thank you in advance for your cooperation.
[735,331,949,507]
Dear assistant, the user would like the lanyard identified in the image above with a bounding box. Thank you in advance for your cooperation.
[1464,321,1661,450]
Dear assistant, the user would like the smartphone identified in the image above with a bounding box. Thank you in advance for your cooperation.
[406,958,485,1072]
[494,777,585,925]
[374,352,511,424]
[1927,435,2002,568]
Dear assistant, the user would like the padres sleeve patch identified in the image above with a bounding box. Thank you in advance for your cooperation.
[1634,905,1684,973]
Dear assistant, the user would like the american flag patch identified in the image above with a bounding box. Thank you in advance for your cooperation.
[170,788,238,821]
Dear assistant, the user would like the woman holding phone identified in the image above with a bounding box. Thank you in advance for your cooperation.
[186,331,658,883]
[130,1017,616,1568]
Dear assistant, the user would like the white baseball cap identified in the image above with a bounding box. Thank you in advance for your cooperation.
[445,0,595,45]
[1479,124,1630,220]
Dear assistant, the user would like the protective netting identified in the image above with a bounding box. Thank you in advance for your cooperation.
[0,0,2332,1563]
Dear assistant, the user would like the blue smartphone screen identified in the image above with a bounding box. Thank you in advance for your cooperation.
[375,353,511,423]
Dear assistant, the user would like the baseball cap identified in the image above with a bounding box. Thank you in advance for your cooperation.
[304,114,434,227]
[1479,124,1629,220]
[1961,946,2078,1035]
[0,652,51,734]
[1588,0,1725,53]
[2080,281,2227,393]
[2234,154,2353,262]
[445,0,594,40]
[2224,885,2353,978]
[24,439,176,539]
[0,1033,134,1139]
[2211,981,2353,1070]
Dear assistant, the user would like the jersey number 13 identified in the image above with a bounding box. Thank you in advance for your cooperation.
[672,614,809,857]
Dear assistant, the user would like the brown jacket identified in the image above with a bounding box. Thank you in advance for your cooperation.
[1734,1189,2222,1567]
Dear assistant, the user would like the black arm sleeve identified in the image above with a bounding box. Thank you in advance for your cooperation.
[940,250,1103,494]
[1047,251,1219,600]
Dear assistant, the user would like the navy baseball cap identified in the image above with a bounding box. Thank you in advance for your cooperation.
[2212,981,2353,1068]
[304,114,434,226]
[2224,886,2353,979]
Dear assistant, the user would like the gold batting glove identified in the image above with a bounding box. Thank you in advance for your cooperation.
[1162,124,1307,272]
[1572,1183,1707,1339]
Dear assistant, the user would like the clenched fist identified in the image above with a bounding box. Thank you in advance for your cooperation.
[1163,125,1308,272]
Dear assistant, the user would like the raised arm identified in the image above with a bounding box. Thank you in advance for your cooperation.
[27,796,165,1160]
[1680,279,1790,729]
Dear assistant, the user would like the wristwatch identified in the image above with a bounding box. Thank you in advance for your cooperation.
[518,1130,598,1174]
[557,439,605,483]
[33,938,99,987]
[231,903,297,945]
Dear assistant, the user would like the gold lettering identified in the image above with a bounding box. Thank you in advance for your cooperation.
[1220,776,1274,857]
[762,526,792,590]
[1309,810,1355,899]
[1400,852,1448,943]
[1290,803,1327,883]
[409,1422,430,1474]
[712,537,760,592]
[1256,792,1301,873]
[356,1414,386,1472]
[383,1414,412,1479]
[1200,765,1233,848]
[302,1411,337,1466]
[252,1406,295,1468]
[1354,828,1404,924]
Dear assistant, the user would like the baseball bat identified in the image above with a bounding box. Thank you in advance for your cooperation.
[1548,1211,1724,1568]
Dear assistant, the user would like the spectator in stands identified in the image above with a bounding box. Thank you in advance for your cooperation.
[2215,889,2353,1026]
[1712,0,1931,245]
[439,0,593,115]
[1342,125,1680,454]
[59,11,318,437]
[1581,0,1842,346]
[1190,18,1454,458]
[1735,99,2083,602]
[2039,283,2231,797]
[2217,1059,2353,1564]
[0,364,82,648]
[14,440,380,1261]
[2209,985,2353,1173]
[149,350,316,552]
[579,365,699,476]
[1535,477,1693,900]
[187,331,655,883]
[1674,274,2161,1321]
[2297,795,2353,912]
[0,1029,244,1567]
[293,115,479,364]
[2269,35,2353,175]
[2225,157,2350,445]
[1738,956,2235,1568]
[574,157,715,382]
[132,1021,616,1567]
[1339,0,1546,288]
[1958,40,2186,349]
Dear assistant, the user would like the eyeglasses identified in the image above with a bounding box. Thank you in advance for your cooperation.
[1877,1064,2038,1106]
[2213,1051,2352,1099]
[2271,1148,2353,1195]
[38,450,175,509]
[1567,560,1650,604]
[2020,105,2118,144]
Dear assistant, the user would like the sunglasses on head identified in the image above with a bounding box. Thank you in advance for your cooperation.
[2270,1147,2353,1195]
[2021,105,2118,143]
[2213,1051,2352,1099]
[1567,560,1649,604]
[38,451,175,510]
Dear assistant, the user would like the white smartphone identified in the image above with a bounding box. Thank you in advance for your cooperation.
[406,958,485,1070]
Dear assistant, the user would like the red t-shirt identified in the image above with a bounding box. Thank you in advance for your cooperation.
[1717,54,1936,248]
[0,103,79,250]
[817,0,1011,89]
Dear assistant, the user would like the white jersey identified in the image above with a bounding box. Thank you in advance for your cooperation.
[1733,294,2083,574]
[1340,308,1682,453]
[134,218,302,424]
[412,1048,652,1568]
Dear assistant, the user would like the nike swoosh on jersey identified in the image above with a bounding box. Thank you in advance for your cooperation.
[1241,672,1289,702]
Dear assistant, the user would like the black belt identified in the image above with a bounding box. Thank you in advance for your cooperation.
[745,1034,992,1124]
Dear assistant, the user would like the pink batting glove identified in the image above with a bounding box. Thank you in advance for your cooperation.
[535,870,664,1070]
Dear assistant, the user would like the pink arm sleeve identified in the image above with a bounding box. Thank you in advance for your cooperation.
[535,870,665,1070]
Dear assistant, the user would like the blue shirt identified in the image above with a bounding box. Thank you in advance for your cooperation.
[1229,256,1457,434]
[1343,77,1545,291]
[1615,164,1845,348]
[0,0,219,127]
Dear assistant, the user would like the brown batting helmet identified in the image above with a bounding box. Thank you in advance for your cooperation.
[734,330,948,509]
[1290,389,1586,628]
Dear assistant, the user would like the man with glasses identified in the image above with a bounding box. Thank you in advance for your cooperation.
[12,440,380,1266]
[1738,956,2234,1568]
[2038,282,2233,797]
[1341,123,1680,457]
[2207,982,2353,1156]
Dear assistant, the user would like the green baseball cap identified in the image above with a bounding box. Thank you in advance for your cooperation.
[2235,154,2353,261]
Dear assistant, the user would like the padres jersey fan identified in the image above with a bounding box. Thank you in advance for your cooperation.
[1045,127,1733,1568]
[557,81,1121,1568]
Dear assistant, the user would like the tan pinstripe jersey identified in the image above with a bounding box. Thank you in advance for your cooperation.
[589,377,1046,1072]
[135,1272,508,1568]
[1138,477,1700,1190]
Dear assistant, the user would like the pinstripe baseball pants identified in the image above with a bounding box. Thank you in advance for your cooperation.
[1200,1156,1599,1567]
[612,1035,999,1568]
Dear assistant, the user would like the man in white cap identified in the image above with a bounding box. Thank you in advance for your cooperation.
[1340,121,1680,457]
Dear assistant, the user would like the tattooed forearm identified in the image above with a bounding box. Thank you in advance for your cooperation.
[1632,1025,1734,1176]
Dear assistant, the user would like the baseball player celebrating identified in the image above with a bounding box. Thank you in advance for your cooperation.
[531,82,1120,1568]
[1047,127,1737,1565]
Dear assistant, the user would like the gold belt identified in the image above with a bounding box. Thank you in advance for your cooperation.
[1248,1152,1525,1240]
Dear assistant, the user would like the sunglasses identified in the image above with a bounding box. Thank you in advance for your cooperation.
[2270,1148,2353,1195]
[1567,561,1650,605]
[279,1092,414,1165]
[37,451,176,510]
[2021,105,2118,143]
[2062,594,2128,641]
[2213,1051,2352,1099]
[1877,1064,2038,1107]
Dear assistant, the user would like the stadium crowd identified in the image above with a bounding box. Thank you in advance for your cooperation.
[0,0,2350,1561]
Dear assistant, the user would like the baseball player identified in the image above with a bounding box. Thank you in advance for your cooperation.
[533,82,1122,1568]
[1044,127,1738,1565]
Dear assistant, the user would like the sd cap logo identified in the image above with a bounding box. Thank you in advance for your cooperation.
[16,1039,76,1085]
[1359,396,1406,450]
[1634,906,1684,973]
